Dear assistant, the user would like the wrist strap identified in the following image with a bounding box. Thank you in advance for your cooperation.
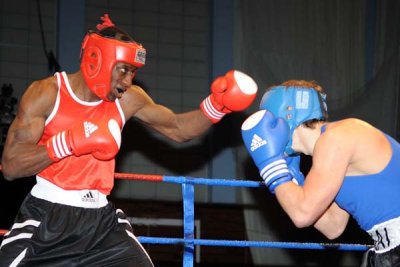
[46,131,72,162]
[268,176,293,194]
[200,95,226,123]
[259,158,291,193]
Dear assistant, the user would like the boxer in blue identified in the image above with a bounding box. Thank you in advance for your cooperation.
[241,80,400,267]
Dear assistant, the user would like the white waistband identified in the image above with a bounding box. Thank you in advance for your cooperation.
[367,216,400,253]
[32,176,108,208]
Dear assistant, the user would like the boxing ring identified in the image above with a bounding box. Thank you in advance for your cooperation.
[1,171,372,266]
[115,172,371,266]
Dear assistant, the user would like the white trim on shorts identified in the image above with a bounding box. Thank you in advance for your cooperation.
[124,230,154,267]
[367,216,400,253]
[32,176,108,208]
[116,209,154,267]
[0,219,40,249]
[9,248,28,267]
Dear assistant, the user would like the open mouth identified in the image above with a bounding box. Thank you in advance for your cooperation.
[116,88,124,94]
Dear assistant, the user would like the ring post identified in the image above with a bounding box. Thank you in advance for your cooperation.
[182,177,195,267]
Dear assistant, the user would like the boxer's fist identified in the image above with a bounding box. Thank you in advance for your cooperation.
[241,110,292,193]
[201,70,258,123]
[46,119,121,161]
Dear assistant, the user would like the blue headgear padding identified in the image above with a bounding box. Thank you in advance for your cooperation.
[259,85,328,155]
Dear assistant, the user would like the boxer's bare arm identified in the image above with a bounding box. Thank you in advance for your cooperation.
[120,70,257,143]
[135,103,212,143]
[313,202,350,239]
[1,78,57,180]
[275,128,351,228]
[120,85,212,143]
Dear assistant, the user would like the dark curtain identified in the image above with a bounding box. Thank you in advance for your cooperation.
[234,0,400,265]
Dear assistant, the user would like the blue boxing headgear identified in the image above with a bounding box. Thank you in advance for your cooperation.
[260,85,328,155]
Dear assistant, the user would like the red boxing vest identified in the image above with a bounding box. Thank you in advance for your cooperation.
[38,72,125,195]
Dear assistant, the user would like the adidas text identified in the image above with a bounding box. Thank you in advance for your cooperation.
[81,191,96,202]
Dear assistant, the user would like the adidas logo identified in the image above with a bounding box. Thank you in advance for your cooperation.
[250,134,267,151]
[81,191,96,202]
[84,121,99,138]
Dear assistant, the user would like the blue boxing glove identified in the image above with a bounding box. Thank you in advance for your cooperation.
[241,110,292,193]
[286,155,305,186]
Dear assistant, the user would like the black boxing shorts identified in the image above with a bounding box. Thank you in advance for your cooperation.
[362,245,400,267]
[0,193,153,267]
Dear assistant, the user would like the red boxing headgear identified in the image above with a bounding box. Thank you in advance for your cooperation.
[80,14,146,101]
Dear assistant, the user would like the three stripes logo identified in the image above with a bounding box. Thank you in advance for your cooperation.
[84,121,99,138]
[81,191,96,202]
[250,134,267,151]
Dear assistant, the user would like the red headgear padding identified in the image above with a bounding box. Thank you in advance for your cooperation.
[80,14,146,101]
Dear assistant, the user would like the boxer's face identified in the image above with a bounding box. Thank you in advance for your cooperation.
[108,63,137,101]
[291,124,314,156]
[291,127,300,153]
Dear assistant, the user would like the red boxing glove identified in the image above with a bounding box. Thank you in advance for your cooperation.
[46,119,121,162]
[200,70,258,123]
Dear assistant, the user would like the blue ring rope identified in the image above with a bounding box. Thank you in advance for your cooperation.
[163,175,264,187]
[114,173,373,266]
[138,236,370,251]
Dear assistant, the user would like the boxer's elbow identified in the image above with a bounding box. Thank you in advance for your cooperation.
[167,134,190,143]
[1,160,38,181]
[324,227,345,240]
[292,215,315,229]
[1,160,17,181]
[168,129,201,143]
[173,135,192,143]
[1,156,27,181]
[290,208,319,229]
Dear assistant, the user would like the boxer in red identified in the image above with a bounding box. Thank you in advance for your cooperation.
[0,14,257,266]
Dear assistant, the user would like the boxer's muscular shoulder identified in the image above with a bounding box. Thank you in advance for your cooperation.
[320,119,363,143]
[320,118,390,175]
[119,85,154,119]
[19,76,58,119]
[313,120,357,164]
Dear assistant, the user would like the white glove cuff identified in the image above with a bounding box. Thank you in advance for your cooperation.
[51,131,72,159]
[201,96,226,122]
[259,159,290,185]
